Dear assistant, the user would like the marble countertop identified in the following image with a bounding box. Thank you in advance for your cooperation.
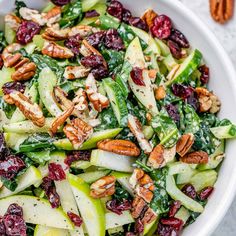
[179,0,236,235]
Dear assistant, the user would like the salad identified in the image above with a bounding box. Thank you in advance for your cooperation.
[0,0,236,235]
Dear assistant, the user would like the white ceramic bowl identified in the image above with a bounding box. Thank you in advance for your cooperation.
[1,0,236,235]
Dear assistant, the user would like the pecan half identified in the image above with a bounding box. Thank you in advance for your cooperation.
[69,25,99,38]
[176,133,194,157]
[148,144,165,168]
[141,9,158,29]
[97,139,140,157]
[90,176,116,198]
[2,43,22,67]
[142,207,157,224]
[19,7,45,26]
[63,65,90,80]
[42,27,69,41]
[5,91,45,127]
[50,105,74,135]
[210,0,234,24]
[12,62,36,81]
[72,88,88,112]
[42,41,74,59]
[63,118,93,149]
[128,114,152,154]
[180,151,209,164]
[42,6,61,27]
[5,14,22,31]
[155,85,166,100]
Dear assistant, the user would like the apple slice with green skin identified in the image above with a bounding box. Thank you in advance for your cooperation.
[0,67,15,96]
[78,170,111,184]
[144,219,157,235]
[91,150,135,173]
[53,128,122,150]
[68,174,106,236]
[0,166,42,198]
[4,133,29,151]
[34,225,70,236]
[0,195,74,229]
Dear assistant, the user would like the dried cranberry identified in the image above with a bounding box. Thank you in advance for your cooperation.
[86,31,105,48]
[0,155,25,180]
[106,199,132,215]
[67,211,83,227]
[64,34,82,55]
[199,186,214,201]
[2,81,26,95]
[65,150,91,166]
[91,66,109,79]
[16,21,41,45]
[169,29,190,48]
[134,218,144,234]
[187,92,199,111]
[157,223,178,236]
[107,0,123,21]
[6,204,23,217]
[160,218,184,232]
[0,132,10,160]
[130,67,145,86]
[151,15,172,39]
[199,65,210,85]
[104,29,125,51]
[0,217,6,235]
[165,104,180,124]
[0,55,3,69]
[48,163,66,181]
[129,17,148,32]
[168,40,181,59]
[168,201,181,218]
[126,233,136,236]
[182,184,197,199]
[171,84,194,100]
[81,54,104,68]
[122,8,132,23]
[85,10,100,18]
[50,0,71,6]
[3,214,27,236]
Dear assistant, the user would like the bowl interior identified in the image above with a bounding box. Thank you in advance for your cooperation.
[0,0,236,235]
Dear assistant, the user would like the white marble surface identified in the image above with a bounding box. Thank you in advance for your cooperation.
[179,0,236,235]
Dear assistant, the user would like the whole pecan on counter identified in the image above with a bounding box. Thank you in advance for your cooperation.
[180,150,209,164]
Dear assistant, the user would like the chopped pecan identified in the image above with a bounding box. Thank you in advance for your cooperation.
[180,150,209,164]
[141,9,158,29]
[142,207,157,224]
[5,91,45,127]
[128,114,152,154]
[50,105,74,135]
[69,25,99,38]
[42,41,74,59]
[12,62,36,81]
[73,88,88,112]
[42,6,61,27]
[42,26,69,41]
[210,0,234,24]
[5,14,22,31]
[19,7,46,26]
[131,196,147,219]
[2,43,22,67]
[155,85,166,100]
[63,65,90,80]
[85,73,109,112]
[90,176,116,198]
[63,118,93,149]
[148,144,165,168]
[97,139,141,157]
[209,93,221,113]
[176,133,194,157]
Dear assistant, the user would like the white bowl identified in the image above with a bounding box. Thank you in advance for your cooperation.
[1,0,236,235]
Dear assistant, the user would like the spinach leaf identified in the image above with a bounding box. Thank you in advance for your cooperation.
[113,182,131,200]
[116,127,135,142]
[200,113,219,127]
[60,0,83,28]
[0,177,17,191]
[99,14,120,30]
[0,31,7,53]
[15,0,27,17]
[134,151,153,172]
[127,100,147,125]
[0,97,16,119]
[183,104,200,134]
[26,150,51,165]
[26,224,36,236]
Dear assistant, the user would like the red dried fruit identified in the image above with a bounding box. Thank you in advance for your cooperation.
[182,184,197,199]
[65,150,91,166]
[165,104,180,124]
[151,15,172,39]
[171,84,194,100]
[0,132,10,160]
[134,218,144,234]
[106,199,132,215]
[50,0,71,6]
[199,65,210,85]
[86,31,105,48]
[107,0,123,21]
[64,34,82,55]
[168,201,181,218]
[122,8,132,23]
[0,55,3,69]
[168,40,181,59]
[85,10,100,18]
[199,186,214,201]
[126,233,136,236]
[48,163,66,181]
[2,81,26,95]
[129,17,148,32]
[104,29,125,51]
[130,67,145,86]
[169,29,190,48]
[186,92,199,111]
[3,215,27,236]
[0,217,6,235]
[81,54,104,68]
[160,217,184,232]
[6,204,23,217]
[67,211,83,227]
[91,66,109,79]
[16,21,41,45]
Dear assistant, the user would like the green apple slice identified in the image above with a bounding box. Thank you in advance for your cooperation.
[0,195,73,229]
[78,170,110,184]
[144,219,157,235]
[0,166,42,198]
[0,67,15,96]
[34,225,70,236]
[4,133,29,151]
[91,150,135,173]
[68,174,105,236]
[53,128,122,150]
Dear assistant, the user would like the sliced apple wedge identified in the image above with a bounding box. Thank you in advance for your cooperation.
[34,225,70,236]
[0,195,74,229]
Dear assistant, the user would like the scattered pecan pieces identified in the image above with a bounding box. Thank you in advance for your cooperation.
[141,9,158,29]
[63,65,90,80]
[72,88,88,112]
[209,0,234,24]
[42,41,74,59]
[69,25,99,38]
[12,61,36,81]
[42,27,69,41]
[97,139,140,157]
[90,176,116,198]
[42,6,61,27]
[129,168,154,203]
[148,144,165,168]
[4,91,45,127]
[63,118,93,149]
[180,151,209,164]
[19,7,46,26]
[5,14,22,31]
[155,85,166,100]
[176,133,194,157]
[128,114,152,154]
[2,43,22,67]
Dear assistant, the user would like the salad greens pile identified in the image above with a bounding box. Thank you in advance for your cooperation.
[0,0,236,235]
